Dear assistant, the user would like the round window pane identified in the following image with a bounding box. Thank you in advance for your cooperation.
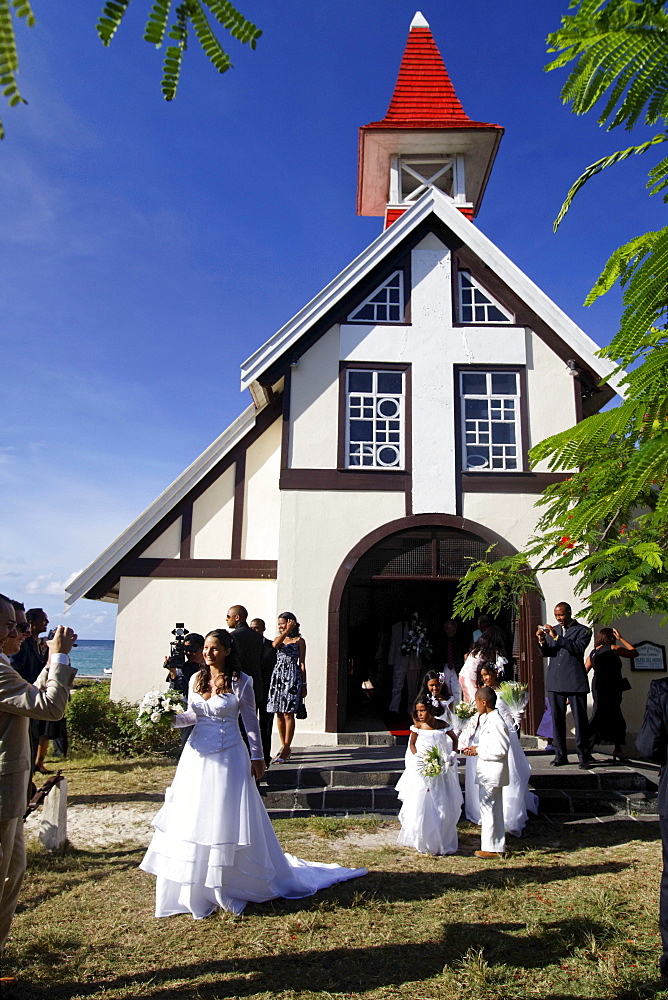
[377,445,400,467]
[377,397,400,418]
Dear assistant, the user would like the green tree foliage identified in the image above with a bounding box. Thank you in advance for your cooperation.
[0,0,261,138]
[453,0,668,625]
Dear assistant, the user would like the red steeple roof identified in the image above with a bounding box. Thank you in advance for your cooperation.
[366,12,498,130]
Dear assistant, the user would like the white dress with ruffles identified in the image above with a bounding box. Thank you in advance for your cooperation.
[140,672,366,917]
[395,727,462,856]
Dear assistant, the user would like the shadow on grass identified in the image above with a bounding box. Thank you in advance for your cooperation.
[67,758,176,775]
[18,846,145,910]
[68,792,164,805]
[11,931,666,1000]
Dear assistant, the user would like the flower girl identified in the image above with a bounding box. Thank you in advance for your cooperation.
[395,698,463,856]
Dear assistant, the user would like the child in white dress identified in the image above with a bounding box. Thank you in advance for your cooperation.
[395,699,463,856]
[419,670,455,727]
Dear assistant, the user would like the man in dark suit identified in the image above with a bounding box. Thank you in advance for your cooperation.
[636,678,668,980]
[226,606,264,704]
[537,602,592,769]
[250,617,277,765]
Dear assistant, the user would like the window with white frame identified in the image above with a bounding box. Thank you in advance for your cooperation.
[398,155,454,202]
[458,270,512,324]
[345,369,405,469]
[460,370,521,471]
[347,271,404,323]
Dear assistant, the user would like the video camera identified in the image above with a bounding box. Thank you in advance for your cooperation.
[165,622,189,672]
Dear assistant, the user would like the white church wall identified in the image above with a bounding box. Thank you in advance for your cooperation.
[410,233,457,515]
[462,492,540,554]
[289,330,340,469]
[276,489,406,742]
[525,330,577,462]
[110,576,278,704]
[191,464,235,558]
[139,518,182,558]
[243,418,281,559]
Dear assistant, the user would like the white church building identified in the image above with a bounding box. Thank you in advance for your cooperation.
[68,15,658,743]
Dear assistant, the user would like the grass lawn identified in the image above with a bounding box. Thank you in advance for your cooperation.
[9,754,668,999]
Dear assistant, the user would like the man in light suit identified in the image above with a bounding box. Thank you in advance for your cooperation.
[636,677,668,980]
[0,594,76,964]
[464,686,510,858]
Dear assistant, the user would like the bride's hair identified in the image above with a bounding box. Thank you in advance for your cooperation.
[194,629,240,696]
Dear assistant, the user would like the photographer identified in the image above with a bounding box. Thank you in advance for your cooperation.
[165,631,204,749]
[0,596,76,967]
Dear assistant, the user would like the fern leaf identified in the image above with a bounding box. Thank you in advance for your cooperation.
[97,0,132,46]
[189,1,232,74]
[144,0,172,46]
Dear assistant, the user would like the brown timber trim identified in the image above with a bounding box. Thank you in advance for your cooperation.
[519,591,545,735]
[122,559,277,580]
[179,504,193,560]
[85,400,282,600]
[326,513,518,733]
[462,472,570,493]
[280,469,408,491]
[280,367,292,471]
[231,452,246,560]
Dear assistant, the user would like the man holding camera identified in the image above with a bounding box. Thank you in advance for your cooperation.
[0,595,76,964]
[166,633,205,749]
[537,602,592,769]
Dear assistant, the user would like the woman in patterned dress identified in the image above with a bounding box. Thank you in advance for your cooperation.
[266,612,306,763]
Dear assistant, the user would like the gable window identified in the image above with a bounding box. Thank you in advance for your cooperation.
[347,271,404,324]
[458,270,512,324]
[460,370,521,471]
[345,369,405,469]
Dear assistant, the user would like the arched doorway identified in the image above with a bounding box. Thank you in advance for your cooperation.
[327,514,544,734]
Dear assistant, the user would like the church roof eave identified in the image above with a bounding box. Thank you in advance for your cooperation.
[240,187,624,396]
[63,404,259,608]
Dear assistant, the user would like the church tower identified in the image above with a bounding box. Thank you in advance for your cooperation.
[357,11,504,228]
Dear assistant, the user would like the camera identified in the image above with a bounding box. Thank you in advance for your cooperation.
[165,622,189,672]
[46,627,77,646]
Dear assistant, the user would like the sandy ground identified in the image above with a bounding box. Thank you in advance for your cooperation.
[25,802,401,851]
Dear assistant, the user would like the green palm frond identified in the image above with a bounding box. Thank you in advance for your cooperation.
[547,0,668,130]
[603,223,668,363]
[553,133,668,230]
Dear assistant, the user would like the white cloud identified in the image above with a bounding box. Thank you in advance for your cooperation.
[25,574,67,596]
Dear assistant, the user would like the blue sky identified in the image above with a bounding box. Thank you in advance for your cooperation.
[0,1,660,639]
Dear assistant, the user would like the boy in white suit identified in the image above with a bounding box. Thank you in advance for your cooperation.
[463,687,510,858]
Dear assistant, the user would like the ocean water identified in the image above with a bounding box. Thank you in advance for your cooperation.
[69,639,114,678]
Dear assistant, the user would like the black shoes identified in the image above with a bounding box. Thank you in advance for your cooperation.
[550,757,568,767]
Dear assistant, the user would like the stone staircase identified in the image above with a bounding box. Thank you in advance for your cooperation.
[261,744,659,821]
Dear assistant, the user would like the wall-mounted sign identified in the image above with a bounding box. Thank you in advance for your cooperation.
[632,640,667,672]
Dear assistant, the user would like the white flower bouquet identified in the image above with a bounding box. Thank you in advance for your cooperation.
[498,681,529,727]
[451,700,478,736]
[417,745,446,778]
[136,689,186,729]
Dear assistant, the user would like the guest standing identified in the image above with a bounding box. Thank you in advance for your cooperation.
[226,606,264,704]
[586,627,637,759]
[250,617,277,766]
[0,599,76,965]
[459,627,507,703]
[636,678,668,981]
[266,613,306,763]
[537,603,592,769]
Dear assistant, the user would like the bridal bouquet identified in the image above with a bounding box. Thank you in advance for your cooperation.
[401,613,432,658]
[136,689,186,729]
[498,681,529,727]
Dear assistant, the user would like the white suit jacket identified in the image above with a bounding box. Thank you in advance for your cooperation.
[0,652,76,820]
[474,709,510,789]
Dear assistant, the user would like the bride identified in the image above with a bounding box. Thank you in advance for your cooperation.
[140,628,366,917]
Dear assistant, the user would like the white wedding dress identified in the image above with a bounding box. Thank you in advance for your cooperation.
[395,727,462,856]
[140,672,366,918]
